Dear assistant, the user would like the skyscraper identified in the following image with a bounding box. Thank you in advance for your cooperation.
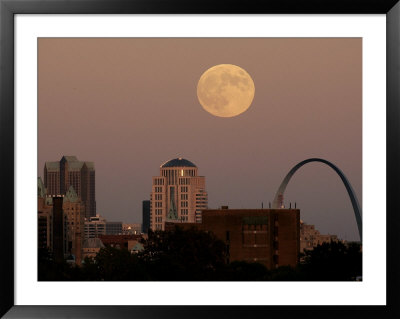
[150,158,208,231]
[44,155,96,218]
[142,200,150,234]
[38,177,84,265]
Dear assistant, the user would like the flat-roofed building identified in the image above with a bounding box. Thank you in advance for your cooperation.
[106,221,123,235]
[84,215,106,239]
[44,155,96,218]
[166,208,300,269]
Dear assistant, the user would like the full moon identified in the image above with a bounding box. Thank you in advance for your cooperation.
[197,64,255,118]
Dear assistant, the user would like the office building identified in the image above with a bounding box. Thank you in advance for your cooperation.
[52,196,65,263]
[142,200,150,233]
[84,215,106,239]
[44,155,96,218]
[150,158,208,230]
[166,208,300,269]
[38,178,53,251]
[63,185,85,265]
[106,221,123,235]
[38,177,84,265]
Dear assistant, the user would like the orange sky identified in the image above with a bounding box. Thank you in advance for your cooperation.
[38,38,362,240]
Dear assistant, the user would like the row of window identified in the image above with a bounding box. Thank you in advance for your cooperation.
[179,178,191,185]
[181,201,188,207]
[181,186,189,192]
[154,194,163,200]
[154,202,163,208]
[154,179,164,185]
[181,194,188,200]
[154,186,163,192]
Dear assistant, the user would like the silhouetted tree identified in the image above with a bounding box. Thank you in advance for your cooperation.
[139,227,227,280]
[300,241,362,281]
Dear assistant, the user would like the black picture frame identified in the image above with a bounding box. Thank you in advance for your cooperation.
[1,0,399,318]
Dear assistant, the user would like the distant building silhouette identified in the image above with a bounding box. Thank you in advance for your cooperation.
[106,221,123,235]
[123,223,142,235]
[300,220,342,253]
[142,200,150,233]
[150,158,208,230]
[44,155,96,218]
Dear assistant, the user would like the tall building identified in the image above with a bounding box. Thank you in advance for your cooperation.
[44,155,96,218]
[38,178,53,251]
[38,177,84,265]
[142,200,150,233]
[166,208,300,269]
[52,196,65,263]
[150,158,208,231]
[63,185,84,265]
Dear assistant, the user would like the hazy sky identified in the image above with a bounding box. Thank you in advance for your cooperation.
[38,38,362,241]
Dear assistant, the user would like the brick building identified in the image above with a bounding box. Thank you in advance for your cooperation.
[166,208,300,269]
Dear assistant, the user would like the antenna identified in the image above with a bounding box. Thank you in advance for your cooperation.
[262,202,264,209]
[269,202,271,209]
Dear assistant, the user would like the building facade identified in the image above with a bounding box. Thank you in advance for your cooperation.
[38,177,83,265]
[150,158,208,231]
[38,178,53,250]
[84,215,106,239]
[123,223,142,235]
[300,221,340,253]
[166,208,300,269]
[82,238,105,260]
[106,221,123,235]
[62,185,85,265]
[44,155,96,218]
[142,200,150,233]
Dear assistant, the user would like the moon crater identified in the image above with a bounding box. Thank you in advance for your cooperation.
[197,64,255,117]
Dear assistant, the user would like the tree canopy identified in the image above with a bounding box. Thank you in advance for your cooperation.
[38,229,362,281]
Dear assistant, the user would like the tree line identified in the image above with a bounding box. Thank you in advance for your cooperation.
[39,227,362,281]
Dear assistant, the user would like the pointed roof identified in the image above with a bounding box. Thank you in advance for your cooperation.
[37,177,46,198]
[44,161,60,171]
[64,185,79,203]
[83,238,105,249]
[83,161,95,170]
[61,155,78,162]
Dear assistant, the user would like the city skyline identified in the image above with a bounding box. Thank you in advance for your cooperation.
[38,38,361,240]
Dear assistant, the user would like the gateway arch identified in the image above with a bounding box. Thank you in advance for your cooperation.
[272,158,362,241]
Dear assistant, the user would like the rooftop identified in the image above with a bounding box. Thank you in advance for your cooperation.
[160,158,197,168]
